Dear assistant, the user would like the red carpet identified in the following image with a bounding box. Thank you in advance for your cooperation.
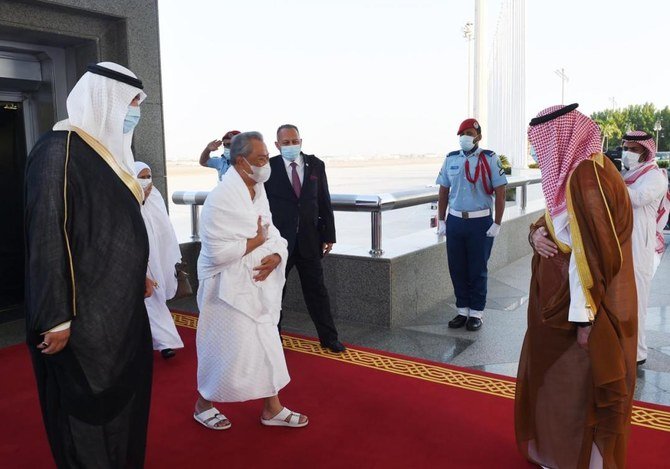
[1,312,669,468]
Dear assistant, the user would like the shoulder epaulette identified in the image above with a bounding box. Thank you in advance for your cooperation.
[447,150,460,157]
[481,149,495,156]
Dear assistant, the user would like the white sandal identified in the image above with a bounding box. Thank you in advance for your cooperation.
[193,407,231,430]
[261,407,308,428]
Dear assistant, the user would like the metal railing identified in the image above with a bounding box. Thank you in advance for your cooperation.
[172,176,542,256]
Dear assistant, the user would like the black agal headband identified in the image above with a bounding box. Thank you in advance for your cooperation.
[623,133,653,141]
[529,103,579,126]
[87,64,144,90]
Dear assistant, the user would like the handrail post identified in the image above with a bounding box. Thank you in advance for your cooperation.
[520,183,528,211]
[370,210,383,256]
[191,205,200,241]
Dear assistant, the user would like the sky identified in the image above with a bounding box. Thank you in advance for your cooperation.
[157,0,669,160]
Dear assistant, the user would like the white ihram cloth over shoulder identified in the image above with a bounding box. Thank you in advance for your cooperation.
[135,162,184,351]
[196,167,289,402]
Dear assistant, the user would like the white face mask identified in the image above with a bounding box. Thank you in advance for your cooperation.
[622,151,642,170]
[242,158,271,183]
[137,177,152,190]
[459,135,476,152]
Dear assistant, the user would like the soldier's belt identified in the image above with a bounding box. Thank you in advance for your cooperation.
[448,208,491,219]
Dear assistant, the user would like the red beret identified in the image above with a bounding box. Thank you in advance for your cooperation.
[222,130,241,140]
[457,118,481,135]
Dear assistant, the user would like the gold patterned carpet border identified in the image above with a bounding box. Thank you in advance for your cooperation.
[172,312,670,433]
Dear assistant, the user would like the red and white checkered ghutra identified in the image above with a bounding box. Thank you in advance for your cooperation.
[528,105,602,217]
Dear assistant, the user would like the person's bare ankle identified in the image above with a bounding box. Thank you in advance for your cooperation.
[262,404,283,420]
[195,397,212,414]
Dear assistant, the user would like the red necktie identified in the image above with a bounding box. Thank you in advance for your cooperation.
[291,162,301,198]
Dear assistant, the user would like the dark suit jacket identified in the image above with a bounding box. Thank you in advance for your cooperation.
[265,153,336,259]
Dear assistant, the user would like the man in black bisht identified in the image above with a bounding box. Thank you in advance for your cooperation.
[25,62,154,468]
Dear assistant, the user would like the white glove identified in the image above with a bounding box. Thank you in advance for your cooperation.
[486,222,501,237]
[437,220,447,236]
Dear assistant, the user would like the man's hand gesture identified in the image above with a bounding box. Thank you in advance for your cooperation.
[205,139,222,153]
[253,254,281,282]
[531,227,558,258]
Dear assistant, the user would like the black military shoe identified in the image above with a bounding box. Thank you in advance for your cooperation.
[321,340,346,353]
[637,359,646,366]
[466,317,483,331]
[448,314,468,329]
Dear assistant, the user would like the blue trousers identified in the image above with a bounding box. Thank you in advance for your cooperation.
[445,214,494,312]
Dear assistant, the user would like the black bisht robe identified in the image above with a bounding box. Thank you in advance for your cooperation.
[24,130,153,468]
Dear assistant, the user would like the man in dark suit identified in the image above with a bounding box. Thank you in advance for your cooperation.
[264,124,345,353]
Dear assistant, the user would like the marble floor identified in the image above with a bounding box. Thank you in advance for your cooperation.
[4,247,670,407]
[280,251,670,407]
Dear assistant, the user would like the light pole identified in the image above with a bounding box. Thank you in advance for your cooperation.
[654,120,663,150]
[463,22,474,116]
[554,68,569,104]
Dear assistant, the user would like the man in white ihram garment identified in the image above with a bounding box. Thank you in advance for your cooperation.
[134,161,184,359]
[193,131,308,430]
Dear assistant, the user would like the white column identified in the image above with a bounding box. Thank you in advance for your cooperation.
[473,0,488,133]
[484,0,526,170]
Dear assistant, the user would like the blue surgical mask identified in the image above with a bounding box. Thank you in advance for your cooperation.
[280,144,301,161]
[223,148,231,159]
[459,135,476,152]
[123,106,141,134]
[530,145,539,164]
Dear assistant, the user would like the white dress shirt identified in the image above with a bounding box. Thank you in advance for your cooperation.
[283,154,304,186]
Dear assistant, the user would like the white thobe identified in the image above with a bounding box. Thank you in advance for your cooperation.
[550,211,592,323]
[196,168,289,402]
[141,188,184,351]
[626,168,667,361]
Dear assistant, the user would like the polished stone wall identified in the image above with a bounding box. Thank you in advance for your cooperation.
[0,0,167,196]
[282,208,544,327]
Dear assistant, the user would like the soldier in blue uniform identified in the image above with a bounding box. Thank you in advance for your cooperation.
[436,118,507,330]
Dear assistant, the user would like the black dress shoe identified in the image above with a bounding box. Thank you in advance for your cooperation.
[637,359,646,366]
[320,340,346,353]
[448,314,468,329]
[465,317,483,331]
[161,348,176,359]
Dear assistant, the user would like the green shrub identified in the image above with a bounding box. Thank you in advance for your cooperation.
[658,160,669,169]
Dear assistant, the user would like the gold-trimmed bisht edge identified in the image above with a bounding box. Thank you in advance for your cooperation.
[57,124,144,204]
[64,132,77,317]
[565,159,596,320]
[544,210,572,254]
